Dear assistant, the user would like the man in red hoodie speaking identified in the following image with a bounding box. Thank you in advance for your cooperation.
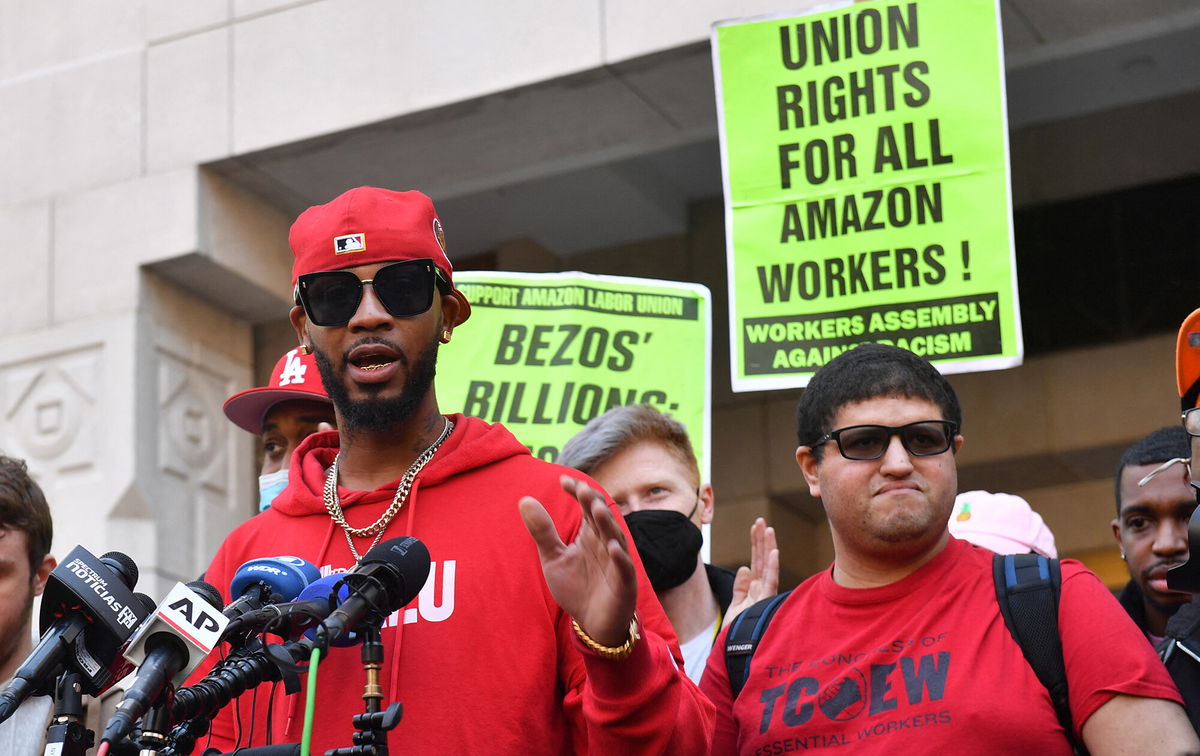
[195,186,714,754]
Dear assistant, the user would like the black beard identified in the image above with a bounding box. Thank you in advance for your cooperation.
[313,337,438,434]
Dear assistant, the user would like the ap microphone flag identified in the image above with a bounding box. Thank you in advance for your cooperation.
[103,581,229,746]
[123,581,229,685]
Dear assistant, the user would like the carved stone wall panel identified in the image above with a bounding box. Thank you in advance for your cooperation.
[156,346,229,494]
[1,345,101,481]
[151,344,242,580]
[140,271,255,585]
[0,317,142,567]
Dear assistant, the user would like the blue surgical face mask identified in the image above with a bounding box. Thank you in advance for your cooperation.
[258,468,290,512]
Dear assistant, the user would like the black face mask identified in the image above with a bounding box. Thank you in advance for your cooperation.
[624,508,703,593]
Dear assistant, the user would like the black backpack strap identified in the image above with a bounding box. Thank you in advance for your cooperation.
[724,590,792,699]
[993,553,1085,754]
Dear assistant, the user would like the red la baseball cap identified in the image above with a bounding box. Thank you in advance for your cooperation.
[223,348,332,434]
[288,186,470,324]
[1177,308,1200,411]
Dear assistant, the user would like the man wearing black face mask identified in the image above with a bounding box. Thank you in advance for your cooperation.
[559,405,779,683]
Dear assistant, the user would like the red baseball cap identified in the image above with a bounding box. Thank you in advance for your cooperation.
[288,186,470,324]
[223,348,332,434]
[1177,308,1200,411]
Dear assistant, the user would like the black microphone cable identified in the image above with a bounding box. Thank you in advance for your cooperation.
[161,637,311,756]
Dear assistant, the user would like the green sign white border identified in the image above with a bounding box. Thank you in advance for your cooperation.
[711,0,1023,392]
[452,269,715,484]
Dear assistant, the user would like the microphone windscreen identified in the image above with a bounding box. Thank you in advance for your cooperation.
[229,556,320,602]
[133,593,157,613]
[361,536,431,611]
[296,573,350,604]
[187,580,225,611]
[99,551,139,588]
[298,574,357,647]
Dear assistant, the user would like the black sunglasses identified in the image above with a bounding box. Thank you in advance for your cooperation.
[812,420,958,461]
[295,259,451,326]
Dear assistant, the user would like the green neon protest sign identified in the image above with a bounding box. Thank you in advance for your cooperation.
[713,0,1021,391]
[438,272,712,477]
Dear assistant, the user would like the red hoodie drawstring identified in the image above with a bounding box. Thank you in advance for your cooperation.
[284,516,338,739]
[385,477,421,704]
[281,418,453,745]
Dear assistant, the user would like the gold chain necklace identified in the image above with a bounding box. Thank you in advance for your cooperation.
[323,416,454,563]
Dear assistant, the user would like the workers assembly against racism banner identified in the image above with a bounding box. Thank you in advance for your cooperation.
[439,272,712,474]
[713,0,1021,391]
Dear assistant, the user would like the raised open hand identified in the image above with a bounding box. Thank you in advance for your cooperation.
[722,517,780,629]
[519,475,638,647]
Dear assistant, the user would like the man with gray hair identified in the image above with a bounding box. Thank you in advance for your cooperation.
[559,404,778,684]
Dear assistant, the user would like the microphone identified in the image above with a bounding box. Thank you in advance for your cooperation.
[316,536,430,647]
[0,547,148,723]
[168,636,311,728]
[101,580,229,746]
[299,574,358,647]
[220,556,320,638]
[166,539,429,735]
[221,573,354,644]
[200,744,301,756]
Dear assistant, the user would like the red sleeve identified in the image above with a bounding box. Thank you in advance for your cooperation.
[700,623,740,754]
[569,624,715,753]
[1059,560,1183,736]
[556,481,715,753]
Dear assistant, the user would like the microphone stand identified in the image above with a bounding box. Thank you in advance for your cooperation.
[160,638,306,756]
[44,671,93,756]
[325,625,402,756]
[138,699,173,753]
[362,624,383,717]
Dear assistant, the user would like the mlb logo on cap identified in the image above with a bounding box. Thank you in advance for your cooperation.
[334,234,365,254]
[288,186,472,324]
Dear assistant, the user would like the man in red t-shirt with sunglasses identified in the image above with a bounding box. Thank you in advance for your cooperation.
[701,342,1197,755]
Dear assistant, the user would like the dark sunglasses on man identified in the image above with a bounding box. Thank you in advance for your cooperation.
[812,420,958,461]
[295,258,452,327]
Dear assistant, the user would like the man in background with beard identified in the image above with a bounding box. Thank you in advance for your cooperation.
[558,404,778,684]
[0,455,57,754]
[191,187,713,754]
